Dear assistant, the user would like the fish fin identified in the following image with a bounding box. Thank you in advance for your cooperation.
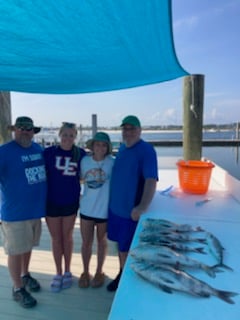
[175,262,181,270]
[157,253,171,259]
[196,226,205,232]
[216,290,238,304]
[159,285,173,294]
[196,238,207,244]
[195,247,206,254]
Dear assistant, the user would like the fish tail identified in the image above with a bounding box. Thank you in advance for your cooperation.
[217,263,234,272]
[216,290,238,304]
[202,265,218,278]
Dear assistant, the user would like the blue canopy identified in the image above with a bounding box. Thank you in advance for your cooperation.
[0,0,188,94]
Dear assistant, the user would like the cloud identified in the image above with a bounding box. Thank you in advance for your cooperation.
[147,108,180,125]
[173,16,199,30]
[204,98,240,123]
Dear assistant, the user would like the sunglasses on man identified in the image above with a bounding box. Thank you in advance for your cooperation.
[17,127,34,132]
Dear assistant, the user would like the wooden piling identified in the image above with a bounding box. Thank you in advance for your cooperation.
[183,75,204,160]
[0,92,12,144]
[92,114,97,137]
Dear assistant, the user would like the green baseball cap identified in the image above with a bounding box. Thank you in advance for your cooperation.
[120,115,141,127]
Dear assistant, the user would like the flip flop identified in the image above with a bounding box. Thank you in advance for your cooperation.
[51,275,62,293]
[62,272,73,289]
[78,273,92,288]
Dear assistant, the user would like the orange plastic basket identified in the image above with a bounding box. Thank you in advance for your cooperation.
[176,160,215,194]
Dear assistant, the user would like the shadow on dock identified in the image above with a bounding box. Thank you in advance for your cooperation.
[0,219,118,320]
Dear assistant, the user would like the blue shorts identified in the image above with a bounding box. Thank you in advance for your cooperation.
[107,209,138,252]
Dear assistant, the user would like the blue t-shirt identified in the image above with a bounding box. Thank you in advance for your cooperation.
[44,146,86,206]
[0,140,47,222]
[109,139,158,219]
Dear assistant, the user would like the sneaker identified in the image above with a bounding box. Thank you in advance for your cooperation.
[22,273,41,292]
[12,287,37,308]
[106,271,122,292]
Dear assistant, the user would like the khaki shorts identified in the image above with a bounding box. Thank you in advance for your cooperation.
[1,219,42,255]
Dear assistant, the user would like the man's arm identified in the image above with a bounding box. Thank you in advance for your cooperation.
[131,178,157,221]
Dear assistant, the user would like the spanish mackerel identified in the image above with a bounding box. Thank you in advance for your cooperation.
[142,218,204,232]
[130,261,238,304]
[130,244,220,277]
[140,229,206,244]
[139,238,206,254]
[206,232,233,271]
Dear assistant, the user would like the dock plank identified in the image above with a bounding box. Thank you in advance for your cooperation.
[0,219,118,320]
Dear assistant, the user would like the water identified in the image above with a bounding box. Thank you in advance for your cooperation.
[111,130,240,181]
[36,129,240,181]
[156,145,240,180]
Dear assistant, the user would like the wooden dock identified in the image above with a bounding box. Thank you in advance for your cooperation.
[0,219,118,320]
[147,140,240,147]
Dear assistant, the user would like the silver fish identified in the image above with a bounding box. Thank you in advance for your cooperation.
[139,239,206,254]
[142,218,204,233]
[206,232,233,271]
[130,260,238,304]
[140,229,206,244]
[130,244,219,277]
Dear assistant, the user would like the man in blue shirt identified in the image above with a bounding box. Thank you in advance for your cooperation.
[107,115,158,291]
[0,116,47,308]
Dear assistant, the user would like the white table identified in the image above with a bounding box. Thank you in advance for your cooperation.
[108,166,240,320]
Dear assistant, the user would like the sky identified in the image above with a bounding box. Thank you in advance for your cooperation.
[10,0,240,128]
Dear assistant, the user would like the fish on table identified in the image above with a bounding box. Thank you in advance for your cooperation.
[140,228,207,244]
[130,260,238,304]
[206,231,233,271]
[139,238,206,254]
[130,244,221,278]
[142,218,204,233]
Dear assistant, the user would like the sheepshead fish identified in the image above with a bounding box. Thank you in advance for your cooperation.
[142,218,204,233]
[130,244,220,277]
[206,232,233,271]
[140,229,206,244]
[139,238,206,254]
[130,260,238,304]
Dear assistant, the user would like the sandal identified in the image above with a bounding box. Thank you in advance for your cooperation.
[50,275,62,293]
[91,272,105,288]
[62,272,73,289]
[78,273,92,288]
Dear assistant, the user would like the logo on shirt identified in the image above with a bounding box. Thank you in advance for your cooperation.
[84,168,107,189]
[55,156,78,176]
[25,165,46,184]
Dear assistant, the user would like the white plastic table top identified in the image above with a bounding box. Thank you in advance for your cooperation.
[108,166,240,320]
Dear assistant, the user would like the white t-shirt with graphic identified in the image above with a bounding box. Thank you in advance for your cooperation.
[80,154,114,219]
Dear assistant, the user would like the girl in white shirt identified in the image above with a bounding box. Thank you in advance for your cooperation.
[79,132,114,288]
